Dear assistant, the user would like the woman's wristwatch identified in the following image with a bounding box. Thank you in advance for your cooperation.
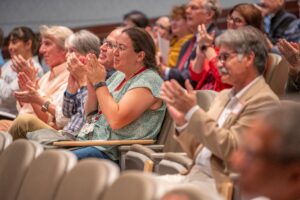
[93,81,107,90]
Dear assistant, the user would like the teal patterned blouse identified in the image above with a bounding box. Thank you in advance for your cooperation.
[77,68,166,160]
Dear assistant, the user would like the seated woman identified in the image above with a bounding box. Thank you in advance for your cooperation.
[190,3,264,91]
[0,26,44,117]
[73,27,166,161]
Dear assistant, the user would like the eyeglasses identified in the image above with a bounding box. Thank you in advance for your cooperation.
[102,39,116,49]
[217,51,239,64]
[154,23,170,31]
[102,39,128,51]
[226,15,245,25]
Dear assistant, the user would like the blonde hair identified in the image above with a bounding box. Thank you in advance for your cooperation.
[39,25,73,49]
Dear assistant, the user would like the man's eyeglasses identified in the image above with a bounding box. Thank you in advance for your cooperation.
[102,39,128,51]
[217,51,239,63]
[102,39,115,49]
[154,23,170,31]
[226,15,245,25]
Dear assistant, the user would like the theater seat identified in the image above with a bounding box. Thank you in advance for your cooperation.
[55,159,119,200]
[0,139,43,200]
[0,131,12,155]
[16,150,77,200]
[161,185,224,200]
[102,171,157,200]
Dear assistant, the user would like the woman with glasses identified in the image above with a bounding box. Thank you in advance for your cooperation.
[72,27,166,161]
[189,3,264,91]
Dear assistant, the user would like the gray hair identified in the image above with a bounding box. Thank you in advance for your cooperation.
[262,100,300,164]
[39,25,73,49]
[215,26,268,75]
[203,0,222,19]
[65,30,100,57]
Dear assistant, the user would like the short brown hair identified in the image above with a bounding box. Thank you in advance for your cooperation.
[229,3,264,31]
[122,27,157,69]
[170,4,187,20]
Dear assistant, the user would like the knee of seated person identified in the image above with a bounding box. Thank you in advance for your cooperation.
[9,114,37,140]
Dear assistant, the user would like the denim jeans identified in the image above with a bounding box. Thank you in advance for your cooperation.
[72,147,110,160]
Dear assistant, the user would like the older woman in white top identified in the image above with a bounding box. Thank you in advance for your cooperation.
[0,25,73,136]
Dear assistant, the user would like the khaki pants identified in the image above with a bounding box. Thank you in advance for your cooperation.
[0,120,13,132]
[8,114,53,140]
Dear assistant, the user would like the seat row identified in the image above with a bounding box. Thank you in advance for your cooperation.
[0,135,213,200]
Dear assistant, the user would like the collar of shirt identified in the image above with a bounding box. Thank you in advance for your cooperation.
[49,62,68,80]
[229,76,262,100]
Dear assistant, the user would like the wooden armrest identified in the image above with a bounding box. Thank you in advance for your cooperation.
[0,111,16,120]
[53,139,155,147]
[118,144,164,152]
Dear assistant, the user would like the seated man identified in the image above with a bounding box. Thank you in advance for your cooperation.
[259,0,297,44]
[230,101,300,200]
[158,26,279,198]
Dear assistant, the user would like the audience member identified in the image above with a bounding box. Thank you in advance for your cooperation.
[259,0,297,44]
[190,3,263,91]
[153,16,171,41]
[164,0,221,88]
[279,0,300,43]
[167,5,193,68]
[0,25,73,133]
[227,3,264,31]
[8,29,101,139]
[230,101,300,200]
[278,39,300,93]
[72,27,166,161]
[158,26,279,198]
[0,26,44,116]
[123,10,150,29]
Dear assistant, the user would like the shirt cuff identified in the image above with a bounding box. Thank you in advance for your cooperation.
[164,68,171,79]
[185,105,200,121]
[175,105,200,132]
[65,90,77,98]
[175,122,189,132]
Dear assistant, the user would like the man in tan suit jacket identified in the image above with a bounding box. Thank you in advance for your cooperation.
[159,26,279,198]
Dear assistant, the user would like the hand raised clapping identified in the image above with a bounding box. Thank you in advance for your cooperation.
[15,72,42,104]
[11,55,38,81]
[197,24,215,47]
[66,52,87,86]
[86,53,107,85]
[278,39,300,76]
[160,79,197,125]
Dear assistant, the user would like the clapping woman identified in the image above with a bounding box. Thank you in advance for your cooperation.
[73,27,166,161]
